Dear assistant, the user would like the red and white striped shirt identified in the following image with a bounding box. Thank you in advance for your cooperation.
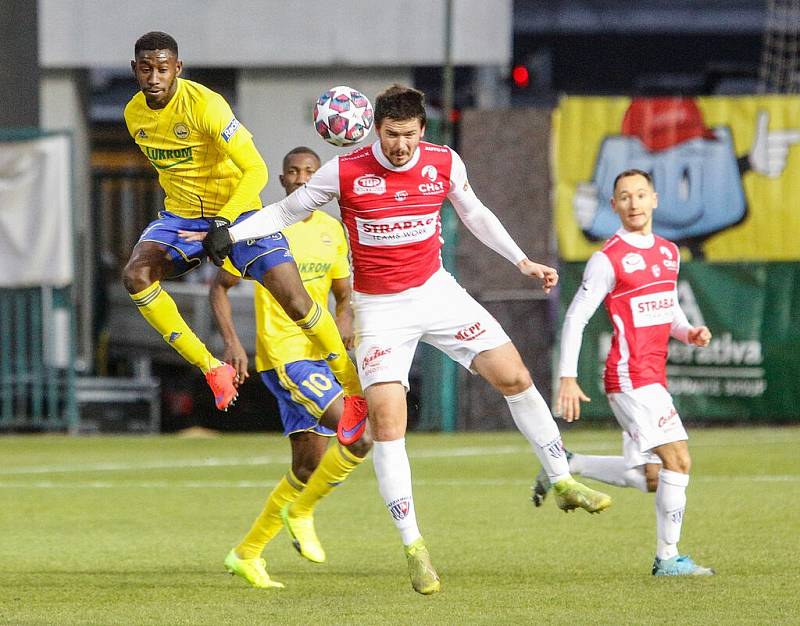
[229,140,527,295]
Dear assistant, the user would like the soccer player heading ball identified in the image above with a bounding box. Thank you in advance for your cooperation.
[203,84,612,595]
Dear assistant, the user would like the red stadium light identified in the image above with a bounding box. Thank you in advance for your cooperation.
[512,64,530,88]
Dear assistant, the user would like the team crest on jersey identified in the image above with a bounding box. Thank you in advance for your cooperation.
[136,128,147,139]
[621,252,646,273]
[394,190,408,201]
[421,165,438,182]
[173,123,190,139]
[320,232,333,246]
[651,264,662,277]
[353,174,386,195]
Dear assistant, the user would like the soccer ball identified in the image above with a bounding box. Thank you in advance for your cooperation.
[313,86,374,147]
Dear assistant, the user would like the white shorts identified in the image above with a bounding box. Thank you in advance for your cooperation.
[607,383,688,455]
[352,268,511,389]
[621,431,662,469]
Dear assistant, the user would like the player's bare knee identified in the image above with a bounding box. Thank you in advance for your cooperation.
[291,460,316,484]
[495,368,533,396]
[283,293,315,321]
[122,261,155,294]
[646,475,659,492]
[661,455,691,475]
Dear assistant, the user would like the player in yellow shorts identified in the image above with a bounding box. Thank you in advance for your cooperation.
[122,32,363,413]
[209,147,372,588]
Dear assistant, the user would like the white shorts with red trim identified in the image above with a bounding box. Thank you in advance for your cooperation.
[352,268,510,390]
[621,430,662,468]
[608,383,688,454]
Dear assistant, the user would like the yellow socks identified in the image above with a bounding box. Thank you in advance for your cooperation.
[290,444,364,517]
[236,471,305,559]
[130,282,216,373]
[296,302,362,396]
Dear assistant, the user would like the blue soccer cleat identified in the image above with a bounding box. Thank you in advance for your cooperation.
[652,554,715,576]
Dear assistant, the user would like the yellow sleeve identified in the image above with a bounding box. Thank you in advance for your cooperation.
[217,139,268,222]
[197,93,268,222]
[330,221,351,280]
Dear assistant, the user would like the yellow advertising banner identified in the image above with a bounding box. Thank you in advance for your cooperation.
[553,96,800,261]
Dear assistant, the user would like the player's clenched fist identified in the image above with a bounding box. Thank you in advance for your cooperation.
[517,259,559,293]
[204,218,233,266]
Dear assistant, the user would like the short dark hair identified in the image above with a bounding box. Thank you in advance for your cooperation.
[135,31,178,56]
[613,168,654,192]
[374,84,426,127]
[283,146,321,170]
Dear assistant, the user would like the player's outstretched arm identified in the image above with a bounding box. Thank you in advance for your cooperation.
[556,376,591,423]
[228,157,341,243]
[516,259,559,293]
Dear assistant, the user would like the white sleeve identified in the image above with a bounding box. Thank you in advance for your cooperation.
[670,298,692,344]
[669,258,692,343]
[446,150,527,265]
[559,252,615,377]
[229,157,340,242]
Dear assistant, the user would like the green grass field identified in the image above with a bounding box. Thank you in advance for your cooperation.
[2,427,799,625]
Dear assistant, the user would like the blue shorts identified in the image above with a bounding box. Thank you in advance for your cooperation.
[260,360,342,437]
[138,210,293,280]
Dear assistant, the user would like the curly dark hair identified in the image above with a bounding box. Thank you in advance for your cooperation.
[374,84,426,127]
[134,31,178,56]
[282,146,320,170]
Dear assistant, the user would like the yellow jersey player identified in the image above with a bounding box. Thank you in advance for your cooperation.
[122,32,364,419]
[210,147,372,588]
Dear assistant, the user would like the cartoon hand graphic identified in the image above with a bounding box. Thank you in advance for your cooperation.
[573,182,599,230]
[749,110,800,178]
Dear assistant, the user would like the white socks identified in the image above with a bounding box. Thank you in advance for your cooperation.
[569,453,648,492]
[655,468,689,560]
[372,439,421,546]
[505,386,570,483]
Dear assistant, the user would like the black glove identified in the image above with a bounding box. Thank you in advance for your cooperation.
[204,217,233,267]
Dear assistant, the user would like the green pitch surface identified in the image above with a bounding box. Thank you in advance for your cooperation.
[2,427,798,625]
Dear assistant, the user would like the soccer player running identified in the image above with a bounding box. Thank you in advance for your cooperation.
[122,32,363,414]
[534,169,714,577]
[202,85,612,595]
[207,147,372,589]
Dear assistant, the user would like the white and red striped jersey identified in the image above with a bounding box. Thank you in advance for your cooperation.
[337,141,453,293]
[229,140,527,295]
[559,230,692,393]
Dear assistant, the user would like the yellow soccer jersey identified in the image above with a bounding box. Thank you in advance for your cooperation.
[124,78,262,219]
[252,211,350,371]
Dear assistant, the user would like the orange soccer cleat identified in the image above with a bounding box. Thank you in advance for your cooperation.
[337,395,368,445]
[205,363,239,411]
